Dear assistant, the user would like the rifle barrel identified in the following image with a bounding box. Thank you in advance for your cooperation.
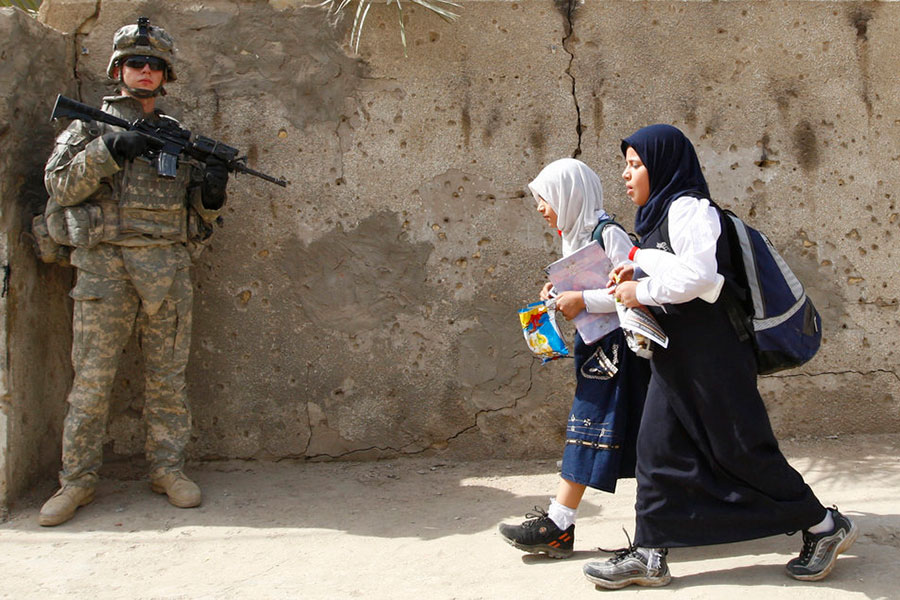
[233,162,288,187]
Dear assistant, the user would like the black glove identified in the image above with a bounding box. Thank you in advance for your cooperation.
[201,156,229,209]
[101,131,148,165]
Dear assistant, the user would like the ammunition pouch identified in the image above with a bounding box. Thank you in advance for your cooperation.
[118,206,187,240]
[45,202,106,249]
[30,213,71,266]
[185,204,217,259]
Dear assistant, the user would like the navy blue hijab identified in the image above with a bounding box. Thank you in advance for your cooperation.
[621,124,710,238]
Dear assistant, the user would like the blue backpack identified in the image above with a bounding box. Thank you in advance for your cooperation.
[718,207,822,375]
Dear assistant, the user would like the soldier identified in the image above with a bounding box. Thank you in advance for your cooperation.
[38,17,228,526]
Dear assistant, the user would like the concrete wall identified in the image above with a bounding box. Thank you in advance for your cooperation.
[0,6,75,514]
[563,1,900,436]
[1,0,897,508]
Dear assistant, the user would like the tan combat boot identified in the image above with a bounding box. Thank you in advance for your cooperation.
[150,471,202,508]
[38,486,95,527]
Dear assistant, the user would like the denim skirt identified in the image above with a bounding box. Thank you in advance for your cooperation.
[560,328,650,493]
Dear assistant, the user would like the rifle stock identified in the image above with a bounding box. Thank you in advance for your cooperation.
[51,94,130,129]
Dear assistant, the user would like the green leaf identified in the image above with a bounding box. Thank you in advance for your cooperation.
[0,0,42,11]
[394,0,407,57]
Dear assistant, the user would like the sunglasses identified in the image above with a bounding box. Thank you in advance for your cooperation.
[122,55,167,71]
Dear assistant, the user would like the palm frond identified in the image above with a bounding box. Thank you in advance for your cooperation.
[320,0,460,54]
[349,0,373,54]
[410,0,460,22]
[0,0,42,11]
[393,0,407,57]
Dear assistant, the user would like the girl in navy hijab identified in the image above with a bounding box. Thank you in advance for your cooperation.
[581,125,857,589]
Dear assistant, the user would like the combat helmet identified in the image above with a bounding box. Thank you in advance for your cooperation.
[106,17,177,96]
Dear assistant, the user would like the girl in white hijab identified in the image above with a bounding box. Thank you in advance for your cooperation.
[498,158,651,558]
[528,158,636,316]
[530,157,610,256]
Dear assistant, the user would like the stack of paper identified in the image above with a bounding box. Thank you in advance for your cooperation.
[615,303,669,351]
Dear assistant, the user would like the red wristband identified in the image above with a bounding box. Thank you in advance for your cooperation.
[628,245,639,261]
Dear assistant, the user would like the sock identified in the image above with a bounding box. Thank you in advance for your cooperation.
[807,509,834,534]
[636,547,667,570]
[548,498,577,531]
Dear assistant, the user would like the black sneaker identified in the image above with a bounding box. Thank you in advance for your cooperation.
[498,506,574,559]
[583,545,671,589]
[786,507,858,581]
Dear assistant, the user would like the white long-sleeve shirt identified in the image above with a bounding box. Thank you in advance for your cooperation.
[634,196,723,307]
[581,224,635,313]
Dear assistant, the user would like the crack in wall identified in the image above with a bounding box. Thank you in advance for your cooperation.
[302,356,537,460]
[72,1,101,101]
[305,443,432,461]
[771,368,900,384]
[439,355,536,451]
[70,35,80,96]
[303,400,313,456]
[334,119,346,184]
[558,0,582,159]
[849,6,874,123]
[857,300,898,308]
[301,360,315,455]
[304,395,527,460]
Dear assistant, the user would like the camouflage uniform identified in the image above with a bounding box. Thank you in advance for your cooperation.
[44,95,224,488]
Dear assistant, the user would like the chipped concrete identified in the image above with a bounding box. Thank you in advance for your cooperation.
[0,1,898,511]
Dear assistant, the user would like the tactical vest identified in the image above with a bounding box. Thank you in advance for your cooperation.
[42,99,194,249]
[114,151,190,242]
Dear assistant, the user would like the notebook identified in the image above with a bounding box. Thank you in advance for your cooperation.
[546,241,619,344]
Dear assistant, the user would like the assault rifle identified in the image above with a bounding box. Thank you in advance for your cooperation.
[50,94,288,187]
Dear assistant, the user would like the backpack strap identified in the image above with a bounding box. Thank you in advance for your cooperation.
[591,216,635,251]
[702,200,754,342]
[654,198,753,343]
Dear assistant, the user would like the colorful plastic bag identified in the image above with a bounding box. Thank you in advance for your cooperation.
[518,301,569,363]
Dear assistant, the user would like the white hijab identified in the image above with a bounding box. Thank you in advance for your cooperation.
[528,158,608,257]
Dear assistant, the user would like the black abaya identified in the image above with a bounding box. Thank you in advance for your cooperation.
[632,214,826,548]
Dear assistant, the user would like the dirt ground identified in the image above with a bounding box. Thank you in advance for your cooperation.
[1,433,898,600]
